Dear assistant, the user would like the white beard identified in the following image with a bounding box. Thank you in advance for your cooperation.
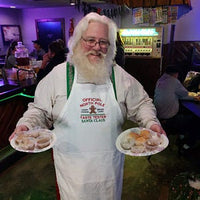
[71,44,111,85]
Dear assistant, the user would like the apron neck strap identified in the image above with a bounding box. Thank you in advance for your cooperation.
[66,62,74,98]
[111,66,117,100]
[66,62,117,100]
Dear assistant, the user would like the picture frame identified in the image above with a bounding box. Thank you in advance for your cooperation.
[1,25,22,44]
[35,18,65,52]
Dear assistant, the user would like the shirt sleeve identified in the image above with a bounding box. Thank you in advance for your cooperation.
[175,80,193,100]
[7,55,16,66]
[17,73,55,130]
[115,66,160,129]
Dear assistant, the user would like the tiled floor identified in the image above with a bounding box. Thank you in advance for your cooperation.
[0,128,200,200]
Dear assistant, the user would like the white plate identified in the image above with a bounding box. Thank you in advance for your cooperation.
[116,127,169,156]
[10,129,56,153]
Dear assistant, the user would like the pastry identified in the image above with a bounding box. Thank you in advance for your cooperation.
[36,135,51,149]
[120,132,137,150]
[140,129,151,139]
[135,136,146,146]
[131,145,145,153]
[16,137,35,150]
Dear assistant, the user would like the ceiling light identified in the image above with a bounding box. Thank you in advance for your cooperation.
[70,0,76,6]
[10,6,16,8]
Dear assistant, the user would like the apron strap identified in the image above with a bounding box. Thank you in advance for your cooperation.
[66,62,117,100]
[111,66,117,100]
[66,62,74,98]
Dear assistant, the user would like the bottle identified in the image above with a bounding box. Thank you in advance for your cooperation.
[15,42,29,66]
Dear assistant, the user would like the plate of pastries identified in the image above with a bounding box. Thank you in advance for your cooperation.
[10,129,56,153]
[116,127,169,156]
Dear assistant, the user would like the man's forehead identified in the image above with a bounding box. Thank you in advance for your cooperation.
[83,21,108,38]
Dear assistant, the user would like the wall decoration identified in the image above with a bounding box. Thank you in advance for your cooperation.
[132,7,143,24]
[35,18,65,52]
[109,0,191,8]
[1,25,22,44]
[132,6,179,25]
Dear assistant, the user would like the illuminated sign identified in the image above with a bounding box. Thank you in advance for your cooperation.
[119,28,158,36]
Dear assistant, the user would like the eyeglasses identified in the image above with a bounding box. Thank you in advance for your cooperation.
[81,37,110,48]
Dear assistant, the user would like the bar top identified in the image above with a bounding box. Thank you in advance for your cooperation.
[181,100,200,118]
[0,78,36,102]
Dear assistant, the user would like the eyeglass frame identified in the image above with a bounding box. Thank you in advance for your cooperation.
[81,37,110,48]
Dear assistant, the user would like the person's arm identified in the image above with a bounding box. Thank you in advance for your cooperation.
[10,73,55,140]
[175,80,194,100]
[7,55,16,67]
[40,53,50,69]
[115,66,163,132]
[127,81,161,129]
[127,83,165,134]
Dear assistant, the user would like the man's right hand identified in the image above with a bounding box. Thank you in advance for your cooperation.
[9,125,29,141]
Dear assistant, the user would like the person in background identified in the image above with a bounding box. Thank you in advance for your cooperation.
[5,41,18,68]
[154,64,200,154]
[115,31,125,67]
[56,38,69,54]
[186,73,200,93]
[10,12,165,200]
[36,40,66,82]
[29,40,46,60]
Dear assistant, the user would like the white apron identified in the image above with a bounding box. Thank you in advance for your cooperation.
[53,67,124,200]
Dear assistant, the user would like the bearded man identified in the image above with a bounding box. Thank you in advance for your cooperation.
[10,12,165,200]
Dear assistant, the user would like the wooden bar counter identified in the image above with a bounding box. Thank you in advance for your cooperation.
[0,78,36,149]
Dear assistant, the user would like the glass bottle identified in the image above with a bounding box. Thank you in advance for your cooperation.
[15,42,29,66]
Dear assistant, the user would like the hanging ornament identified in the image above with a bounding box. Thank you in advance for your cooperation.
[75,0,80,11]
[69,18,74,37]
[97,8,101,15]
[107,9,110,18]
[92,7,97,13]
[111,9,114,18]
[103,9,107,16]
[82,2,87,16]
[87,4,92,13]
[114,8,117,17]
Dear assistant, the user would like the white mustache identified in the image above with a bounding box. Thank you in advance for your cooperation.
[85,50,106,57]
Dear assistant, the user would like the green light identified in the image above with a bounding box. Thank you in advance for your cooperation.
[0,92,34,103]
[19,93,34,99]
[119,28,158,36]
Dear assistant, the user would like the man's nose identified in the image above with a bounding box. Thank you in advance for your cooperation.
[92,42,101,50]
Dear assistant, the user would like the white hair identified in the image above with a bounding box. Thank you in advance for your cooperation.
[67,12,117,65]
